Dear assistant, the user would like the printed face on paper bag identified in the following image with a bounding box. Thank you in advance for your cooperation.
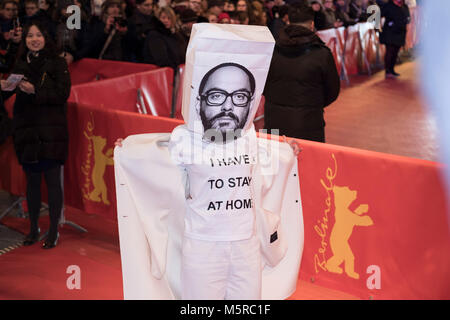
[198,63,255,142]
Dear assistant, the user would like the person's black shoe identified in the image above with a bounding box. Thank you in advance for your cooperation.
[23,228,40,246]
[42,232,59,249]
[391,70,400,76]
[385,72,397,79]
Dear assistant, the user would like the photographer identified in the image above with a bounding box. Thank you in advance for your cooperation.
[87,0,137,61]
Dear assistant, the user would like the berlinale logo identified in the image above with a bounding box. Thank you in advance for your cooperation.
[314,154,380,290]
[81,113,114,206]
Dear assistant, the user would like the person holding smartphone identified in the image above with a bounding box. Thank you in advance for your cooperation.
[1,21,71,249]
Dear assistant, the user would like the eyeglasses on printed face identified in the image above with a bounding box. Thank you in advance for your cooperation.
[201,89,252,107]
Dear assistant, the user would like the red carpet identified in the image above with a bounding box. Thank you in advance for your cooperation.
[325,61,438,162]
[0,205,359,300]
[0,207,123,300]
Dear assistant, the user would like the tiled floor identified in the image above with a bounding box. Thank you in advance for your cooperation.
[325,61,440,162]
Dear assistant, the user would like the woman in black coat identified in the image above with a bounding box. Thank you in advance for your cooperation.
[4,21,71,249]
[380,0,410,78]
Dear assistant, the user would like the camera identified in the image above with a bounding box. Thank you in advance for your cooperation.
[113,16,127,28]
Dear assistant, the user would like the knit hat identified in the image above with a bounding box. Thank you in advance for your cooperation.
[217,12,230,22]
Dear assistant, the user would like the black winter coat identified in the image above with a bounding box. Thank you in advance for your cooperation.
[380,1,410,47]
[129,12,157,62]
[263,25,340,141]
[12,51,71,164]
[143,19,186,70]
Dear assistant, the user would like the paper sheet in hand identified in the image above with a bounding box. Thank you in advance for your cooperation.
[3,74,24,91]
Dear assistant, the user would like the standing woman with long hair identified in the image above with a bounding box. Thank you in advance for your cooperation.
[3,21,71,249]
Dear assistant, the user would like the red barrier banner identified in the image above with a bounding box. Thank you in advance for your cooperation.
[318,28,343,76]
[358,22,378,73]
[69,58,159,86]
[2,99,448,299]
[406,7,419,50]
[64,103,183,219]
[69,67,174,117]
[343,24,361,76]
[296,140,450,299]
[335,26,349,80]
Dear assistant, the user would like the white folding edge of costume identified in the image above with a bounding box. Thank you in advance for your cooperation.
[114,23,304,300]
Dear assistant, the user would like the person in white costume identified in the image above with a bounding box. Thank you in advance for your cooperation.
[170,62,264,299]
[114,23,304,300]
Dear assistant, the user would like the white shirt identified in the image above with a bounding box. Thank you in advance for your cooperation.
[169,125,258,241]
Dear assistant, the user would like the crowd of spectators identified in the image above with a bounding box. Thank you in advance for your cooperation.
[0,0,413,70]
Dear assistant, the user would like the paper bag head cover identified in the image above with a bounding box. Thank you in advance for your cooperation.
[181,23,275,139]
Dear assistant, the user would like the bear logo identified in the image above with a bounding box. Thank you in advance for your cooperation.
[84,133,114,205]
[326,185,374,279]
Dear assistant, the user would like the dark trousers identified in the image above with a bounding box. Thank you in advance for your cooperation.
[385,44,401,73]
[264,101,326,143]
[25,165,63,239]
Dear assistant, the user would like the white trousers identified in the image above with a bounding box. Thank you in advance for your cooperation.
[181,234,261,300]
